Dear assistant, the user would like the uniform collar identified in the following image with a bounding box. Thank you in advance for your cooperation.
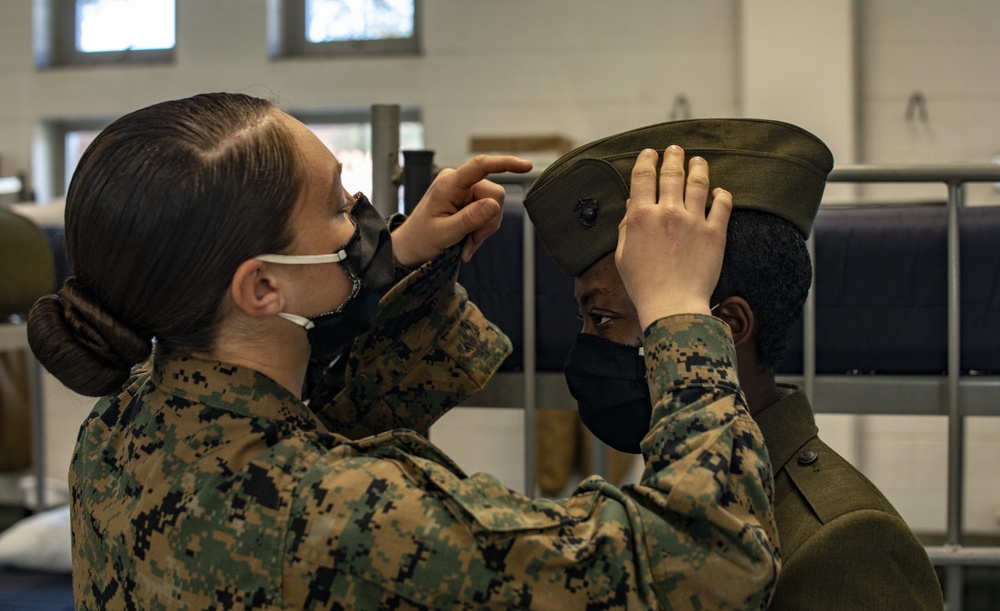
[152,353,321,431]
[753,386,819,472]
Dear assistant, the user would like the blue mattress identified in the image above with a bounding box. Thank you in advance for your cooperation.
[779,204,1000,374]
[458,202,1000,376]
[39,201,1000,375]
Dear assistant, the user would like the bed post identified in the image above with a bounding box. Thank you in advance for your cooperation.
[803,234,817,404]
[945,179,965,611]
[522,206,538,496]
[371,105,401,218]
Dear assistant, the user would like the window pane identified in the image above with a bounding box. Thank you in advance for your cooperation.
[306,0,414,43]
[306,121,424,211]
[77,0,176,53]
[65,130,101,190]
[64,122,425,209]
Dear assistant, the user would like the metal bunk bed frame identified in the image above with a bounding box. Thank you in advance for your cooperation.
[499,164,1000,611]
[5,108,995,609]
[815,165,1000,611]
[369,106,1000,609]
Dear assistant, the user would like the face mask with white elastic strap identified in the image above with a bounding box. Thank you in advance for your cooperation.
[256,249,355,329]
[256,192,394,360]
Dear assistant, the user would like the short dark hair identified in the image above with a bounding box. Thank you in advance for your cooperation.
[711,209,812,367]
[28,92,303,396]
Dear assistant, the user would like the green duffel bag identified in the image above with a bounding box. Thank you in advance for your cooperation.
[0,206,55,320]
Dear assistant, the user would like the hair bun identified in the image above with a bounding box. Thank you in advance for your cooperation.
[27,278,152,396]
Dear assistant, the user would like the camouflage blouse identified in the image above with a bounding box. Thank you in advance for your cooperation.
[70,248,778,610]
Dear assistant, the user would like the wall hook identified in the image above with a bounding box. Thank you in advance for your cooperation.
[905,91,928,122]
[669,94,691,120]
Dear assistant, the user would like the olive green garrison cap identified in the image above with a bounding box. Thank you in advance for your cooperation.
[523,118,834,277]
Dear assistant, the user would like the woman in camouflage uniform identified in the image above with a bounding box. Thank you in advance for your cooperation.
[27,93,778,609]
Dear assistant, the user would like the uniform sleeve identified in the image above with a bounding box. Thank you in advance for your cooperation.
[617,313,780,609]
[308,244,512,438]
[284,314,779,610]
[768,510,944,611]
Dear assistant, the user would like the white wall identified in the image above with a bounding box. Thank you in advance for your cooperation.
[741,0,858,203]
[3,2,998,193]
[859,0,1000,204]
[2,0,999,537]
[0,0,741,190]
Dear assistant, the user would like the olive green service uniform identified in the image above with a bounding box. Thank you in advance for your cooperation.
[523,118,944,610]
[70,247,779,609]
[756,389,943,610]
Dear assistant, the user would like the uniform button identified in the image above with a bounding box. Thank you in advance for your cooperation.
[797,449,818,465]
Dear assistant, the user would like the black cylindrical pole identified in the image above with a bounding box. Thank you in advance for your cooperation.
[402,150,435,215]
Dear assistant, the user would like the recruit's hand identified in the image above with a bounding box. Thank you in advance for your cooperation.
[616,146,732,330]
[391,154,533,267]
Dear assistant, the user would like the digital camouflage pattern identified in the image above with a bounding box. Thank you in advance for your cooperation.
[70,247,779,609]
[302,242,508,440]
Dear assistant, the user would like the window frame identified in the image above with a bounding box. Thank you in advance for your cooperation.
[42,108,424,206]
[34,0,175,69]
[290,106,424,213]
[37,117,111,201]
[269,0,421,59]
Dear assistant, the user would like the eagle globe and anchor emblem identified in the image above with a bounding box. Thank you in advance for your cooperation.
[574,198,599,228]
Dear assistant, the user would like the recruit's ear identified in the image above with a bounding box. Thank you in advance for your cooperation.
[229,258,285,318]
[713,296,755,349]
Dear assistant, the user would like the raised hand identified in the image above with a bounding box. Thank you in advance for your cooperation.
[615,146,732,330]
[391,154,533,267]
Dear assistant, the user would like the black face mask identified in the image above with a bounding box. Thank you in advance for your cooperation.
[304,193,395,359]
[257,192,395,360]
[563,333,651,454]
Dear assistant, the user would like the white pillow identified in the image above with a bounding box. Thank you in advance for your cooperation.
[0,504,72,573]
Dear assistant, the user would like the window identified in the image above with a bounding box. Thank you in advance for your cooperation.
[64,128,101,189]
[49,113,425,213]
[270,0,420,58]
[299,112,425,213]
[306,0,415,44]
[32,119,107,202]
[35,0,176,68]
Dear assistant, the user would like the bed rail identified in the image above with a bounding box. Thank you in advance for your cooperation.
[493,164,1000,610]
[372,100,999,607]
[819,164,1000,611]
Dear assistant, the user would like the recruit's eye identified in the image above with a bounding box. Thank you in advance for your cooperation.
[594,313,613,327]
[576,311,614,333]
[584,312,613,328]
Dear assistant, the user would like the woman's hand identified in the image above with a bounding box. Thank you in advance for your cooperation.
[391,154,533,267]
[615,146,732,330]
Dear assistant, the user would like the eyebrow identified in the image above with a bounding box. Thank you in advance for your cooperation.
[576,286,617,308]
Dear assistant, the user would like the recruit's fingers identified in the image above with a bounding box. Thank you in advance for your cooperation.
[628,149,660,209]
[684,156,711,215]
[658,145,687,208]
[707,187,734,231]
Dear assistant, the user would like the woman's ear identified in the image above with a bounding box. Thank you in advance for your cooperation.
[713,296,755,349]
[230,259,284,318]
